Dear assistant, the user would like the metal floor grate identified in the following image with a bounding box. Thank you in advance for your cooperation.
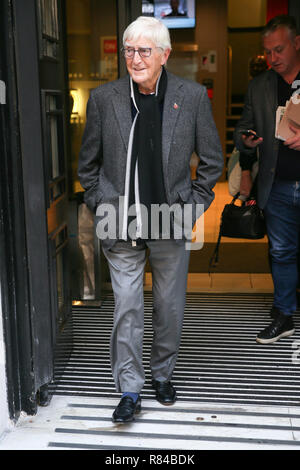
[51,292,300,407]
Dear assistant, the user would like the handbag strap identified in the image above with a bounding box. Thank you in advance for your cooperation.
[208,226,222,273]
[208,191,240,273]
[231,192,240,203]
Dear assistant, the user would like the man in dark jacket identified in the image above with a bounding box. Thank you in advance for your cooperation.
[234,15,300,344]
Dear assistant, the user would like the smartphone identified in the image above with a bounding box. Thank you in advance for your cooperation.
[242,130,260,140]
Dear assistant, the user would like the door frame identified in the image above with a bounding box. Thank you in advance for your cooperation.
[0,0,37,418]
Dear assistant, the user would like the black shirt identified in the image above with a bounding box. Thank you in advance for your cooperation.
[276,71,300,180]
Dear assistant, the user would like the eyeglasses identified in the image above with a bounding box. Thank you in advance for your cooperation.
[122,47,159,59]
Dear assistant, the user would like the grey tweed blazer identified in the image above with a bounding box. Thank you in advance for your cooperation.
[78,70,223,249]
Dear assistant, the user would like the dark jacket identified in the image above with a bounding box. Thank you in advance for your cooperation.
[234,69,279,209]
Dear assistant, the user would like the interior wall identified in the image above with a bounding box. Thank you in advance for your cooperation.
[167,0,227,179]
[228,0,266,28]
[229,31,264,97]
[228,0,267,98]
[195,0,227,178]
[266,0,288,22]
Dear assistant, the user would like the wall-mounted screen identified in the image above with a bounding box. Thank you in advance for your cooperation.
[142,0,196,30]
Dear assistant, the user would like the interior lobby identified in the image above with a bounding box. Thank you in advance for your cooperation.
[67,0,279,299]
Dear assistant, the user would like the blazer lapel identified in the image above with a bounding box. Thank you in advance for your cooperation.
[111,76,132,150]
[162,72,184,168]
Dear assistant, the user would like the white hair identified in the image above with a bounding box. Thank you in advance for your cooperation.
[123,16,172,51]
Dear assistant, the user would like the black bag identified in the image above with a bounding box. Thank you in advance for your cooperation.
[209,193,266,269]
[221,193,265,239]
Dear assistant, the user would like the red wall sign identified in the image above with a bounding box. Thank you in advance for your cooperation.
[103,39,117,54]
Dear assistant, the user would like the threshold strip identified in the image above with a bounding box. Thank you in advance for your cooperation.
[53,428,300,447]
[60,415,300,431]
[67,403,300,418]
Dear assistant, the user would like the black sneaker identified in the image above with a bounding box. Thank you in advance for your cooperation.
[112,396,141,423]
[256,313,295,344]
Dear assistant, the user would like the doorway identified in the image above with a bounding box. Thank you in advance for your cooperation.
[65,0,272,299]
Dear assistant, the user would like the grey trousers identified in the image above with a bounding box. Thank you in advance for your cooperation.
[102,239,190,393]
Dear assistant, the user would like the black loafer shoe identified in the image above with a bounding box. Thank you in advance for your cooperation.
[152,380,176,405]
[256,313,295,344]
[112,396,141,423]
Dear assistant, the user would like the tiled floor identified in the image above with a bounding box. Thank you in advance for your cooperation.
[144,273,273,293]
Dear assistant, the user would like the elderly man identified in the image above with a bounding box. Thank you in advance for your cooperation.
[234,15,300,344]
[78,16,223,422]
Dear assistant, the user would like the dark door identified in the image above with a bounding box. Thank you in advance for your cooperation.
[12,0,71,405]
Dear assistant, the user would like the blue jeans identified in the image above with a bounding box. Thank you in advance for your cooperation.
[264,180,300,315]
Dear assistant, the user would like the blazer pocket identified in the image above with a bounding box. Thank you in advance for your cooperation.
[84,185,103,213]
[177,186,192,203]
